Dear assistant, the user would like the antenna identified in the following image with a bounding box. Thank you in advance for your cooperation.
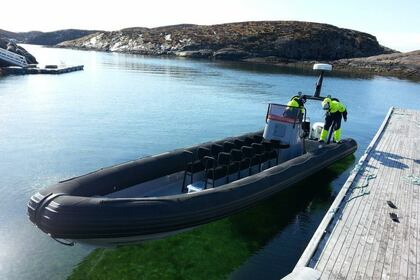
[313,63,332,98]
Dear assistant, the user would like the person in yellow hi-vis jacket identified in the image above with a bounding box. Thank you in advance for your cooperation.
[285,95,306,120]
[319,97,347,143]
[287,95,306,111]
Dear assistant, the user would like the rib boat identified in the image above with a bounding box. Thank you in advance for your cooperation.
[27,64,357,246]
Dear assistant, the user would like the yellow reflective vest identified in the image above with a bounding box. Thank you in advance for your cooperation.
[322,98,346,113]
[287,96,304,113]
[287,99,300,108]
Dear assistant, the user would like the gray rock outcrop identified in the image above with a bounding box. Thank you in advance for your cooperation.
[0,38,38,65]
[332,50,420,79]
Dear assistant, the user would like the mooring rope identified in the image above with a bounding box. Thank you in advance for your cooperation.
[328,167,375,217]
[344,166,375,205]
[403,174,420,186]
[393,112,411,117]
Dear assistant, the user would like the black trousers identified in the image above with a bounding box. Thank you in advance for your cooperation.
[324,112,342,131]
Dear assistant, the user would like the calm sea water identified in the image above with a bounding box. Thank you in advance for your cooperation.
[1,45,419,279]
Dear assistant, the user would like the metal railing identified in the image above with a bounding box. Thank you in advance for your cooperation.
[0,48,28,67]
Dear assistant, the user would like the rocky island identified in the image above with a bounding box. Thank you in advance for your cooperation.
[57,21,419,79]
[58,21,391,60]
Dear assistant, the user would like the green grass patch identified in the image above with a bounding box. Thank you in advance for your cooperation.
[69,219,250,280]
[69,155,355,280]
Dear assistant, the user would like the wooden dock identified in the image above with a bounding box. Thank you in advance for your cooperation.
[287,107,420,280]
[1,65,83,75]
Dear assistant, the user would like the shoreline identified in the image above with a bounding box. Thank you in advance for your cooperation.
[55,45,420,81]
[243,58,420,81]
[2,44,418,81]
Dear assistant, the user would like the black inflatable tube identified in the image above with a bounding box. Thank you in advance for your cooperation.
[28,132,357,243]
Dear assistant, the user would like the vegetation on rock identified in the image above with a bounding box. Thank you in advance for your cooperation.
[58,21,392,61]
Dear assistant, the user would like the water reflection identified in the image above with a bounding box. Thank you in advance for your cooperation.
[101,53,221,81]
[211,60,380,80]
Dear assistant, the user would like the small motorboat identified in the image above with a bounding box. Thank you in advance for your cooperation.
[27,64,357,246]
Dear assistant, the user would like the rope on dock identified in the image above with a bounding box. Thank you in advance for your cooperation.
[327,167,375,220]
[354,172,376,189]
[402,174,420,185]
[392,112,411,116]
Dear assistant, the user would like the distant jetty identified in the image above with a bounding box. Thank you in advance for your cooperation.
[1,65,84,76]
[0,38,83,77]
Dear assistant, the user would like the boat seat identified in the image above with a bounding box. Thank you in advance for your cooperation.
[205,152,230,188]
[252,135,264,143]
[262,141,279,167]
[188,147,211,171]
[182,147,210,192]
[240,146,255,176]
[243,136,254,146]
[210,143,224,157]
[233,139,245,149]
[229,149,243,180]
[223,141,236,153]
[251,143,268,171]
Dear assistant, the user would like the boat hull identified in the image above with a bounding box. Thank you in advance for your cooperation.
[28,131,357,246]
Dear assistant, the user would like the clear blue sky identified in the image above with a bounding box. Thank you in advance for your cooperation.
[3,0,419,51]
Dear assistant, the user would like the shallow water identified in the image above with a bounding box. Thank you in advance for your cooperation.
[1,45,419,279]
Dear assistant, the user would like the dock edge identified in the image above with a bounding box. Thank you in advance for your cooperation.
[291,106,395,272]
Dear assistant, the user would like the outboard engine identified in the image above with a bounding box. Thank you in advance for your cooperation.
[263,103,304,160]
[309,122,324,140]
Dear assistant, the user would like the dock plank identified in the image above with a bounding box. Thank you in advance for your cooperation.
[290,108,420,280]
[345,141,393,279]
[369,131,402,279]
